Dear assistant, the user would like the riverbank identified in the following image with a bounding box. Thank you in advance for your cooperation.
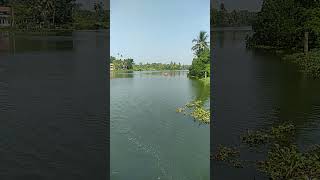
[111,69,188,72]
[283,49,320,78]
[246,38,320,79]
[111,69,133,72]
[0,27,109,33]
[200,77,210,86]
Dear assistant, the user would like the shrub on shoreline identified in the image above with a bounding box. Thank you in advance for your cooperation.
[283,50,320,78]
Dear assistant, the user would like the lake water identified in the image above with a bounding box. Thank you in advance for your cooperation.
[213,29,320,179]
[110,71,210,180]
[0,31,109,179]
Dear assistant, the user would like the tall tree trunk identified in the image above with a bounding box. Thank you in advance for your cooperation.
[304,31,309,55]
[11,6,14,27]
[53,9,55,27]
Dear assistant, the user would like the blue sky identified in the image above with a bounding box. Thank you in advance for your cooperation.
[111,0,210,65]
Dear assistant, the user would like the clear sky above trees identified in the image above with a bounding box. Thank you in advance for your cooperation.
[110,0,209,64]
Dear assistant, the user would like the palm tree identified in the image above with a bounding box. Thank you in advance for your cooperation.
[192,31,209,57]
[36,0,55,28]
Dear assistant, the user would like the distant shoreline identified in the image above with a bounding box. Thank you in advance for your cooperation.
[0,28,109,33]
[111,70,189,72]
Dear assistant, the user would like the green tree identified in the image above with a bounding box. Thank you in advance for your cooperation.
[93,1,104,28]
[54,0,75,25]
[8,0,76,29]
[189,47,210,78]
[189,31,210,79]
[192,31,209,57]
[110,56,116,63]
[124,58,134,69]
[35,0,55,27]
[304,7,320,42]
[247,0,320,50]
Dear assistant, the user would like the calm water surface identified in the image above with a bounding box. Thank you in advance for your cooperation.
[111,71,210,180]
[213,29,320,179]
[0,31,108,179]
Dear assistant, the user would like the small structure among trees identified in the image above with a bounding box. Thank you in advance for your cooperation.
[0,6,11,27]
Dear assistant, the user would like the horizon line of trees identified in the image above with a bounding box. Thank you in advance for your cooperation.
[133,62,190,71]
[110,56,190,71]
[211,4,257,27]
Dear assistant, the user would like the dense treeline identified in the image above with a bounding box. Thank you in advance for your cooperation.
[211,6,257,27]
[133,62,190,71]
[188,31,210,79]
[73,2,109,30]
[0,0,109,30]
[110,56,189,71]
[110,56,134,70]
[247,0,320,78]
[247,0,320,50]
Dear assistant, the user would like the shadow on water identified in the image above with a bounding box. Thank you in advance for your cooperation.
[110,70,190,79]
[0,30,109,179]
[110,71,134,79]
[190,79,210,104]
[0,31,109,55]
[0,32,74,54]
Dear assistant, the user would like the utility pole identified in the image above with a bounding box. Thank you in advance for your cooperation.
[304,31,309,55]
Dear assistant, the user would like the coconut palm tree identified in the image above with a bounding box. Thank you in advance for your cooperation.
[36,0,55,27]
[192,31,209,57]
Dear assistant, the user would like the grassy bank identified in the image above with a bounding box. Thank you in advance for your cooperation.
[200,77,210,86]
[111,70,134,73]
[283,49,320,78]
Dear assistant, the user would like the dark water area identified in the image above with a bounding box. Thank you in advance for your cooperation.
[212,29,320,179]
[111,71,210,180]
[0,31,109,179]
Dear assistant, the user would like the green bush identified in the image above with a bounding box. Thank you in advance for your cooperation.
[284,50,320,78]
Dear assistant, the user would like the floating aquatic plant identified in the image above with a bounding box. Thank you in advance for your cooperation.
[176,100,210,124]
[241,130,271,147]
[241,124,295,147]
[212,116,320,179]
[258,144,320,180]
[212,145,243,168]
[191,107,210,123]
